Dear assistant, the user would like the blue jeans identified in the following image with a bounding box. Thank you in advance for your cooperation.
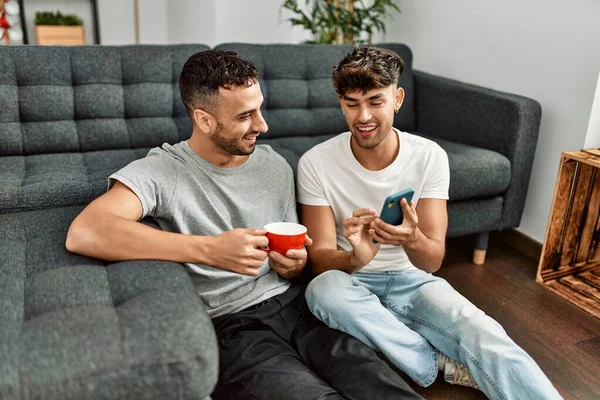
[305,269,562,400]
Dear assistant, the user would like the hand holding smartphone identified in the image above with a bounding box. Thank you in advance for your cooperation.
[373,188,415,243]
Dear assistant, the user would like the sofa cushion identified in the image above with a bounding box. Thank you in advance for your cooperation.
[447,197,504,237]
[0,206,218,399]
[0,45,207,157]
[215,43,416,137]
[0,148,157,213]
[421,135,512,201]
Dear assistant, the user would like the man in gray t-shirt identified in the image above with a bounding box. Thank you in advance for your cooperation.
[66,49,421,400]
[108,141,295,317]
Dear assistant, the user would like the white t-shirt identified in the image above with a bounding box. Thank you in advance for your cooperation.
[297,129,450,272]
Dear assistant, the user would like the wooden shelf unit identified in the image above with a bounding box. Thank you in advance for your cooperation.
[538,149,600,319]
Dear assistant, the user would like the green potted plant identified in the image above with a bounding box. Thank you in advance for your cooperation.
[34,10,85,45]
[281,0,400,44]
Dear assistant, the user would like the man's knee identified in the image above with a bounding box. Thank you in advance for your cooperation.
[456,309,507,345]
[306,270,351,312]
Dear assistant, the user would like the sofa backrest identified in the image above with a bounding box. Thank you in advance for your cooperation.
[215,43,415,141]
[0,43,414,157]
[0,44,209,156]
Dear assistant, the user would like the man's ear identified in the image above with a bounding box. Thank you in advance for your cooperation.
[193,109,214,134]
[394,87,405,112]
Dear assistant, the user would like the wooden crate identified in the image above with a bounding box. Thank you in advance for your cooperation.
[538,149,600,319]
[36,26,85,45]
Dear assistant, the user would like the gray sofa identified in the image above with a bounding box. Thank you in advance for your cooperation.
[0,43,541,399]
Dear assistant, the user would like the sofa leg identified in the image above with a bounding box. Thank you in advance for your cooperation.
[473,232,490,265]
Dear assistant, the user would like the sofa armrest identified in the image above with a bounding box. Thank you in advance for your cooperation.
[106,261,219,399]
[413,70,542,229]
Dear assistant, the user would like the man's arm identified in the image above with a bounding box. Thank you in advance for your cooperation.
[403,198,447,272]
[301,204,363,275]
[66,181,269,276]
[370,198,447,273]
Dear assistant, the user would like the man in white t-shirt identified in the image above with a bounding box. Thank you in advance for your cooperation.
[297,46,562,400]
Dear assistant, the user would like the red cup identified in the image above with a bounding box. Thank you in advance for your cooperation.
[263,222,307,255]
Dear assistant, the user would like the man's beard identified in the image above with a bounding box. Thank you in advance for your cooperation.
[352,126,388,150]
[211,123,257,156]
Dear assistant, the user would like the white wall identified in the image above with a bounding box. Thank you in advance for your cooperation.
[97,0,135,45]
[387,0,600,242]
[99,0,170,45]
[98,0,172,45]
[215,0,309,44]
[97,0,310,46]
[167,0,216,46]
[138,0,168,44]
[584,70,600,148]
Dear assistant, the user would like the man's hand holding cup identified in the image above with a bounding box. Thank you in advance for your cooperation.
[206,228,270,276]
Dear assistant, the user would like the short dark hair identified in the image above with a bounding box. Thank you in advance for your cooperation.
[179,49,259,116]
[332,46,404,96]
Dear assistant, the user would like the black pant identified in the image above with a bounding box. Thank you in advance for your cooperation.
[211,284,422,400]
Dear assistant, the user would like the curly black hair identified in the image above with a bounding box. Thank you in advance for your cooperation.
[179,49,259,116]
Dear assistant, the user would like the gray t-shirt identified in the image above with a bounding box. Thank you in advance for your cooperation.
[109,141,295,317]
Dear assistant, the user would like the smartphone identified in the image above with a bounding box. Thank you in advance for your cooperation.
[373,188,415,243]
[379,188,415,226]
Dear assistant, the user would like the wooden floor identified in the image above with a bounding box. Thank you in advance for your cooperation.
[396,234,600,400]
